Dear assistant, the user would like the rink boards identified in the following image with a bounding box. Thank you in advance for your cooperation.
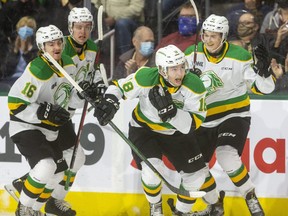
[1,97,288,215]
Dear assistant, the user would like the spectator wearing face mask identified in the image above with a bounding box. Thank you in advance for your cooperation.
[229,10,274,55]
[226,0,273,39]
[1,16,38,86]
[114,26,155,79]
[155,2,199,52]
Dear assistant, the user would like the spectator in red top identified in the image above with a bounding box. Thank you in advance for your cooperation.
[155,2,199,52]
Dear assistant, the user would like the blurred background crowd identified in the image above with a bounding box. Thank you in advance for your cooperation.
[1,0,288,95]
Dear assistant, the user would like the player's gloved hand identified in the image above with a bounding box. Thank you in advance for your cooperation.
[149,85,177,122]
[95,80,107,97]
[253,44,272,78]
[37,102,70,125]
[77,80,107,100]
[94,94,119,126]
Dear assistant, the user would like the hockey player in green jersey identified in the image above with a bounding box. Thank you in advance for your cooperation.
[93,44,209,215]
[6,7,106,216]
[7,25,84,216]
[185,14,275,216]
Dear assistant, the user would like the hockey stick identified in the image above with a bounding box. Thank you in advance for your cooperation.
[190,0,202,76]
[64,5,104,190]
[42,52,206,198]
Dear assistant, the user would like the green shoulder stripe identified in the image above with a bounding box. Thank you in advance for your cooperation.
[61,54,75,66]
[63,36,77,58]
[86,38,98,52]
[226,43,252,61]
[184,42,204,55]
[29,57,54,80]
[182,73,206,94]
[185,44,196,55]
[134,67,160,87]
[8,96,30,105]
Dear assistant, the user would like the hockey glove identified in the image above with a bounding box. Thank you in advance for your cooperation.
[253,44,272,78]
[94,94,119,126]
[189,68,202,77]
[37,102,70,125]
[149,85,177,122]
[77,80,107,101]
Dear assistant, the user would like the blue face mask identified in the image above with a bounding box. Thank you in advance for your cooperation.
[139,41,154,57]
[18,26,34,40]
[178,16,197,36]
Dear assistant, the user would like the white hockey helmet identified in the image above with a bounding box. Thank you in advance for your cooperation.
[36,25,63,50]
[201,14,229,42]
[68,7,94,34]
[156,45,187,80]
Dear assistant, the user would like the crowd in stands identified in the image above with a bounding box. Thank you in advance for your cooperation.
[1,0,288,95]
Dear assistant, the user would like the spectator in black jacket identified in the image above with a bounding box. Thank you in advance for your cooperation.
[229,10,275,57]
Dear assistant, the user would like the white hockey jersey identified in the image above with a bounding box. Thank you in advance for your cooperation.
[63,36,103,109]
[185,41,275,128]
[106,67,207,135]
[8,55,78,141]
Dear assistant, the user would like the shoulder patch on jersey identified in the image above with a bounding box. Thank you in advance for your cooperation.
[134,67,159,87]
[182,72,206,94]
[29,57,54,80]
[226,43,252,61]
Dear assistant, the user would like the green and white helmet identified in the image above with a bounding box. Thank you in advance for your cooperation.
[201,14,229,42]
[36,25,63,50]
[68,7,94,34]
[156,44,186,80]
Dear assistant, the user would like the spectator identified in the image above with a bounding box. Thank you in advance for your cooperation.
[156,2,199,52]
[93,0,145,56]
[1,16,38,86]
[143,0,187,42]
[229,11,275,54]
[162,0,188,17]
[262,1,288,66]
[260,0,288,34]
[0,0,37,42]
[227,0,273,38]
[0,0,52,43]
[271,56,288,93]
[114,26,155,79]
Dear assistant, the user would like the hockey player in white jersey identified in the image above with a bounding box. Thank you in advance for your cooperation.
[93,44,209,215]
[6,7,106,216]
[7,25,85,216]
[185,14,275,216]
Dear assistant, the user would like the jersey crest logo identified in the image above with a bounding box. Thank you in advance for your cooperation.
[75,64,90,82]
[54,82,72,108]
[200,70,223,97]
